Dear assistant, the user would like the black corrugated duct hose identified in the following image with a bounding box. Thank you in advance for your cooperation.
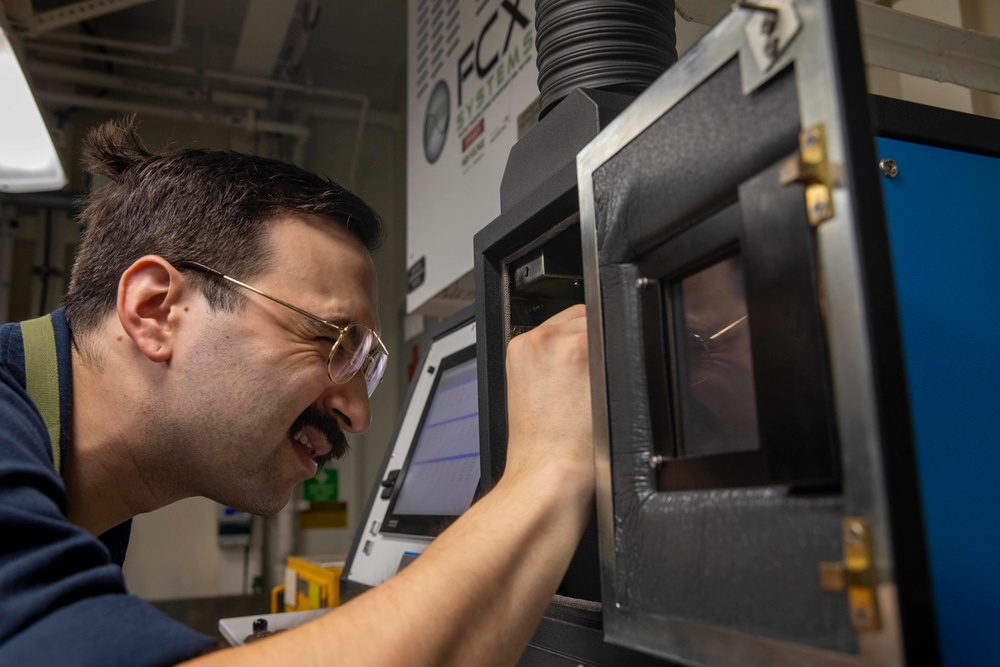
[535,0,678,118]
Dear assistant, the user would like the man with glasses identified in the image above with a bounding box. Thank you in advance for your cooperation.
[0,118,594,666]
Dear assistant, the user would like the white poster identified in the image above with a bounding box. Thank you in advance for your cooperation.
[406,0,539,314]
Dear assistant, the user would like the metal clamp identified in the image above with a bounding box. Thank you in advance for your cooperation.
[738,0,802,72]
[780,124,836,227]
[819,517,881,632]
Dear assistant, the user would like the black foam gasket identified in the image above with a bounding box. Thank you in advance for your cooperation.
[594,57,801,264]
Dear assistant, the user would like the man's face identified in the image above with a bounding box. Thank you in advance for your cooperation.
[154,213,380,515]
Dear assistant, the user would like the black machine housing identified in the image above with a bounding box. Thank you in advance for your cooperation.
[475,0,949,665]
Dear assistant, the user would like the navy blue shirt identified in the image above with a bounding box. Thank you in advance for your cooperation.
[0,309,218,665]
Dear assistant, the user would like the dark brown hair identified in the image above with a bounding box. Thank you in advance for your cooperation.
[63,117,383,339]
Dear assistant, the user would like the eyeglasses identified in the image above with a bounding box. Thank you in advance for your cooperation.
[686,314,748,388]
[689,314,748,353]
[176,261,388,396]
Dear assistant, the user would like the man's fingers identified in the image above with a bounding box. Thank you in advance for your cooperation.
[508,304,588,356]
[538,303,586,327]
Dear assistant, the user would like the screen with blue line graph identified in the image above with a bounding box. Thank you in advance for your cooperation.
[380,342,481,537]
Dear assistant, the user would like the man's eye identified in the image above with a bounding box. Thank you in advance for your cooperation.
[343,326,365,347]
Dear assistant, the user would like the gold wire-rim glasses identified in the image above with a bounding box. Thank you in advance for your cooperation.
[690,314,748,351]
[176,260,388,396]
[687,314,749,388]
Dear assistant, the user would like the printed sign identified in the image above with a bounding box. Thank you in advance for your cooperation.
[407,255,426,293]
[407,0,539,313]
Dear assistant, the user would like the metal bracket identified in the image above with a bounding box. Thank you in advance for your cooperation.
[819,517,881,632]
[738,0,802,72]
[779,124,835,226]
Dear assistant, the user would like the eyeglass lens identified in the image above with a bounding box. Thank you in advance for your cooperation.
[327,325,387,396]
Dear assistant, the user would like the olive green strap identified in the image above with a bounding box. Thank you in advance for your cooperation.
[20,315,61,474]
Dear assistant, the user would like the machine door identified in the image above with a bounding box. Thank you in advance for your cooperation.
[578,1,932,665]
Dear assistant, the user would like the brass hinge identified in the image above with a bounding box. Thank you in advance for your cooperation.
[819,517,881,632]
[779,124,835,226]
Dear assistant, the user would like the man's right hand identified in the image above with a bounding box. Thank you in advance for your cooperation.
[503,303,594,498]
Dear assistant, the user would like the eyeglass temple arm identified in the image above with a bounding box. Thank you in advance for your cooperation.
[177,260,388,357]
[708,314,748,341]
[177,261,334,328]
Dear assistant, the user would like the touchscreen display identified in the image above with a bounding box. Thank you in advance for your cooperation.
[392,356,480,516]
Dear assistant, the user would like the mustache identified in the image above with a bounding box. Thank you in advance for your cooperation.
[289,406,349,470]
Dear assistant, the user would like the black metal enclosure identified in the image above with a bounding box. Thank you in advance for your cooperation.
[576,0,936,665]
[472,2,679,664]
[474,87,664,666]
[472,0,974,664]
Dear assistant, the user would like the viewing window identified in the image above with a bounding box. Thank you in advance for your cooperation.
[672,254,760,459]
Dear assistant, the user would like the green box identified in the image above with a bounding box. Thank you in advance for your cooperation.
[303,469,338,502]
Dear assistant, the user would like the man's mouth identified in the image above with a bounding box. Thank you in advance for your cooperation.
[293,429,326,456]
[289,407,350,470]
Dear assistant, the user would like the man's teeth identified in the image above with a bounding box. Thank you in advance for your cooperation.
[294,432,315,455]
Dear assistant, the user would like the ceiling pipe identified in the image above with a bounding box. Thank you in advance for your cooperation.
[30,60,407,129]
[31,61,380,184]
[29,61,271,111]
[291,102,402,131]
[31,0,186,55]
[35,90,311,140]
[27,43,372,188]
[11,0,157,36]
[207,69,370,183]
[25,43,368,105]
[35,87,309,171]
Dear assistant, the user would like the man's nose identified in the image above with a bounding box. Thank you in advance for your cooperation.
[320,373,372,434]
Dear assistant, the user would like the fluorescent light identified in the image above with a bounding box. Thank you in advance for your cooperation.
[0,23,67,193]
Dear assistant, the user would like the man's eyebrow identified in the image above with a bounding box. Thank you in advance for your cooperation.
[301,314,348,336]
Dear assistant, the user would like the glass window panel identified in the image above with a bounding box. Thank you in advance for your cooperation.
[672,254,760,458]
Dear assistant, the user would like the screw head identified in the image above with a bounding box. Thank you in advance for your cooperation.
[764,37,779,58]
[811,199,829,219]
[845,520,865,544]
[879,158,898,178]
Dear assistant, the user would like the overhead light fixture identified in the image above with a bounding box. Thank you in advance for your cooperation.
[0,16,66,193]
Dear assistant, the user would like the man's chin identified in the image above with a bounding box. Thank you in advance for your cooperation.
[255,493,294,517]
[219,489,293,517]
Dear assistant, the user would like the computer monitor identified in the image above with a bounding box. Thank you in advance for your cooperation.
[381,345,479,536]
[341,307,478,599]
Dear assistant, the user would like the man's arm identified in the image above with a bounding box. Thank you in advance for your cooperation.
[189,304,593,667]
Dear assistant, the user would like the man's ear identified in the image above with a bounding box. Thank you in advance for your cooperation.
[117,255,188,363]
